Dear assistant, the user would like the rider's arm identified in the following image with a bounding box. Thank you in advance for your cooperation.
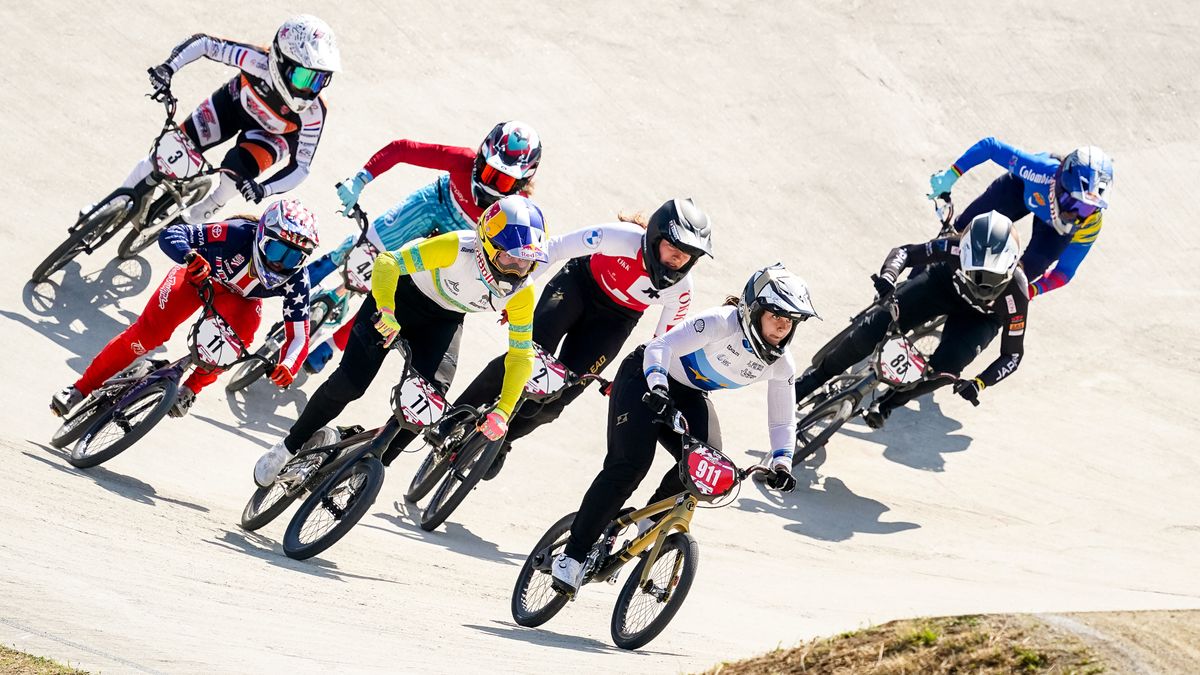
[257,101,326,197]
[764,356,799,468]
[1030,215,1102,297]
[361,140,474,180]
[642,309,732,390]
[157,220,236,263]
[653,275,693,337]
[974,284,1029,388]
[276,270,313,375]
[369,232,462,313]
[878,238,958,284]
[494,287,538,419]
[948,137,1036,177]
[545,223,645,263]
[162,34,265,74]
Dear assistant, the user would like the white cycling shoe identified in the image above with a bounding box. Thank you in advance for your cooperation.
[551,553,585,595]
[50,386,84,417]
[254,440,292,488]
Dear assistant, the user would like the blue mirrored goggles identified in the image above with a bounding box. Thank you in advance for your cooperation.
[287,65,332,95]
[261,238,308,272]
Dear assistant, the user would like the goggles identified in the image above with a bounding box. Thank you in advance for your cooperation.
[1057,190,1100,222]
[479,163,519,194]
[261,238,308,273]
[492,249,536,277]
[287,65,333,95]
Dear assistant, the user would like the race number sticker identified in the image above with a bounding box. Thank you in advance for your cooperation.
[155,129,205,179]
[686,446,737,497]
[876,336,927,386]
[394,376,447,427]
[344,241,379,293]
[525,345,570,397]
[193,316,243,368]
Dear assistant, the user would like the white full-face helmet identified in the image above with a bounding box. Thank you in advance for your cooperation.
[269,15,341,113]
[954,211,1021,305]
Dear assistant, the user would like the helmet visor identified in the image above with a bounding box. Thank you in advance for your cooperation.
[1057,189,1099,221]
[966,269,1010,298]
[287,65,332,95]
[479,163,518,194]
[261,238,308,273]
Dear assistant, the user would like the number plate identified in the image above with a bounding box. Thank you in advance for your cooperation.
[154,129,204,179]
[344,241,378,293]
[193,316,244,368]
[685,445,738,498]
[393,375,447,428]
[876,335,927,386]
[524,345,570,397]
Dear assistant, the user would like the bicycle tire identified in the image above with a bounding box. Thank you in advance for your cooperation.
[32,195,134,283]
[282,456,385,560]
[224,342,280,393]
[793,395,858,466]
[418,434,503,532]
[610,531,699,651]
[70,378,178,468]
[117,177,213,260]
[511,511,576,627]
[404,445,452,504]
[50,395,112,449]
[240,481,301,532]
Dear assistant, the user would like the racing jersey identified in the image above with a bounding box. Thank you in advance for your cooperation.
[544,223,692,336]
[159,219,312,374]
[643,306,797,463]
[371,231,536,418]
[950,136,1103,297]
[879,237,1029,389]
[163,34,326,196]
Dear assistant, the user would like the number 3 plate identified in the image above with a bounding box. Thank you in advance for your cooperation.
[155,129,205,179]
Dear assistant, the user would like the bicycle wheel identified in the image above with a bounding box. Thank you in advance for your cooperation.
[241,480,302,532]
[117,177,212,259]
[511,512,576,628]
[792,395,858,466]
[50,395,112,449]
[910,317,945,358]
[418,434,503,532]
[404,445,453,504]
[32,194,134,283]
[70,378,178,468]
[282,455,385,560]
[610,531,699,651]
[224,342,280,393]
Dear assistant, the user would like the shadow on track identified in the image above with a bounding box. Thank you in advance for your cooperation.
[204,528,401,585]
[360,500,525,566]
[218,373,313,438]
[827,394,973,472]
[9,257,154,372]
[464,620,685,657]
[22,443,210,512]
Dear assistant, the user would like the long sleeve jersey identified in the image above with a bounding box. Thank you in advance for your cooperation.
[879,237,1029,388]
[163,34,326,196]
[643,306,797,464]
[158,219,311,374]
[950,136,1104,297]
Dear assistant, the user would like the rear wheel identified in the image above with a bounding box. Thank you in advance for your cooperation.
[511,512,576,627]
[610,532,699,651]
[224,341,281,393]
[117,177,212,259]
[792,393,858,467]
[70,379,177,468]
[418,434,503,532]
[282,455,385,560]
[910,316,946,358]
[32,194,135,283]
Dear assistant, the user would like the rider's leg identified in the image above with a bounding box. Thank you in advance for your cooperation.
[379,315,464,466]
[951,173,1032,233]
[182,292,264,395]
[72,266,202,395]
[563,349,661,563]
[877,311,1001,413]
[180,132,283,224]
[1020,219,1072,283]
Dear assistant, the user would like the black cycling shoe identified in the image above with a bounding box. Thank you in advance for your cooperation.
[482,444,510,481]
[863,403,890,430]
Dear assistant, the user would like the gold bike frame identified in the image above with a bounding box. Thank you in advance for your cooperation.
[598,491,698,591]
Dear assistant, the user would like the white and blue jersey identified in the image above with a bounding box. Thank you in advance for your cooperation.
[643,305,797,462]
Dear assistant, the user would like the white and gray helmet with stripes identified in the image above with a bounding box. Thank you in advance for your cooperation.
[738,263,819,365]
[269,15,341,113]
[955,210,1021,304]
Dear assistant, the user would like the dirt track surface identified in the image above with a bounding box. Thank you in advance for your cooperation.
[2,1,1198,673]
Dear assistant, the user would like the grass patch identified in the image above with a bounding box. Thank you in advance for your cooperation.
[0,645,88,674]
[700,614,1106,674]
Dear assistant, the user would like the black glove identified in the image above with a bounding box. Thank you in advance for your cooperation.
[237,176,267,204]
[871,273,896,300]
[766,466,797,493]
[953,378,982,406]
[641,386,674,424]
[148,64,173,93]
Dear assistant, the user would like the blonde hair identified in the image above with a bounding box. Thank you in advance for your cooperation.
[617,210,648,229]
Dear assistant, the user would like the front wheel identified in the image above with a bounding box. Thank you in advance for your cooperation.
[282,455,385,560]
[792,395,858,467]
[224,341,281,393]
[511,512,576,628]
[610,532,700,651]
[241,481,302,532]
[404,445,452,504]
[50,395,112,449]
[418,434,503,532]
[70,378,178,468]
[32,194,134,283]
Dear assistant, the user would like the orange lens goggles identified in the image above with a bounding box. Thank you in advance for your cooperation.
[480,164,518,194]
